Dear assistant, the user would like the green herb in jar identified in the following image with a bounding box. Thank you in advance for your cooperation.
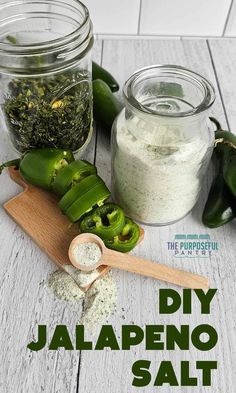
[4,70,92,153]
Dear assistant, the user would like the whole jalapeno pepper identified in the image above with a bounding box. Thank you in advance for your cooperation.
[92,62,119,92]
[52,160,97,196]
[202,124,236,228]
[104,217,140,253]
[0,148,74,190]
[215,130,236,196]
[93,79,123,129]
[202,170,236,228]
[80,203,125,240]
[223,152,236,197]
[59,174,110,222]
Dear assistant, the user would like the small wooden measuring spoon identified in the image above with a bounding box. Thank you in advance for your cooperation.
[68,233,209,289]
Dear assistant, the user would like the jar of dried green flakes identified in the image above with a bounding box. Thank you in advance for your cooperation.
[0,0,94,153]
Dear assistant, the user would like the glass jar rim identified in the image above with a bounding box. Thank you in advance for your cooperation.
[123,64,215,118]
[0,0,90,54]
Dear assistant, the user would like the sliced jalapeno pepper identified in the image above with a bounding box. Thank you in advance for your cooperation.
[80,203,125,240]
[18,148,74,190]
[104,217,140,253]
[59,174,110,222]
[0,148,74,189]
[202,170,236,228]
[52,160,97,196]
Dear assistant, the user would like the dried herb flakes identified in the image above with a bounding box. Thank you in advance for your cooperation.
[4,71,92,152]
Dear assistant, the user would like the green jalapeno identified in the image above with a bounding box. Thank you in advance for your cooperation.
[223,149,236,197]
[214,130,236,196]
[202,170,236,228]
[52,160,97,196]
[104,217,140,253]
[59,174,110,222]
[80,203,125,240]
[19,148,74,190]
[215,130,236,145]
[203,125,236,228]
[93,79,123,129]
[92,62,119,92]
[0,148,74,189]
[215,130,236,159]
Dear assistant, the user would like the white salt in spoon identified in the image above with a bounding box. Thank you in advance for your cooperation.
[68,233,209,289]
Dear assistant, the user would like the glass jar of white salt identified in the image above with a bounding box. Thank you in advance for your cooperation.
[111,65,215,226]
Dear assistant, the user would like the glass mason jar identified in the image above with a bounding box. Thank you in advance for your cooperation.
[111,65,215,226]
[0,0,93,154]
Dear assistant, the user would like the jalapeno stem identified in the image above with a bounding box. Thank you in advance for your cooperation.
[210,117,222,131]
[0,159,20,174]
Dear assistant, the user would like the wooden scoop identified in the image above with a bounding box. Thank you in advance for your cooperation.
[69,233,209,289]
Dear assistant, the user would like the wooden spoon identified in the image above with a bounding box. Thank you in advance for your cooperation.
[68,233,209,289]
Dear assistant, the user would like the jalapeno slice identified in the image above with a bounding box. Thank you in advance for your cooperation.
[59,174,110,222]
[52,160,97,196]
[104,217,140,253]
[80,203,125,240]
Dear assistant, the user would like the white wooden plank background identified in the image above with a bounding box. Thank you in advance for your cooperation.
[208,39,236,129]
[0,38,235,393]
